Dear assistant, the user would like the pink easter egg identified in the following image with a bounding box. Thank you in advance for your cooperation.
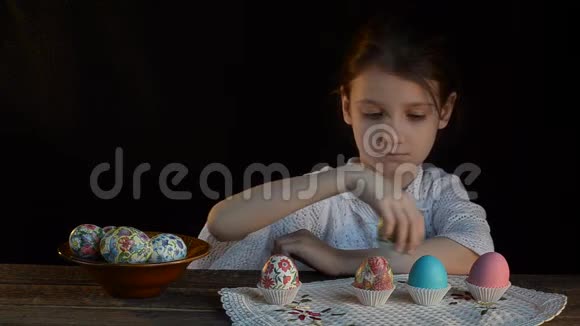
[467,252,510,288]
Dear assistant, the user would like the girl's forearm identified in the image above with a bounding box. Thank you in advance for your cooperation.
[207,168,345,241]
[335,237,478,276]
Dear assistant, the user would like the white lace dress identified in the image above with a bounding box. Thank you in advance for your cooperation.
[187,163,494,271]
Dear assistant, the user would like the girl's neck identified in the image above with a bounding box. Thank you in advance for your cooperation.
[356,157,420,191]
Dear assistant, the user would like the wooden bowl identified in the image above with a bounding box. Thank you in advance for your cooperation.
[57,231,210,298]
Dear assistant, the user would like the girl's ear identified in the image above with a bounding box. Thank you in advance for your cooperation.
[438,92,457,129]
[341,86,353,125]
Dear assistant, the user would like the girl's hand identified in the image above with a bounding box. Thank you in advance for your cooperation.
[338,160,425,254]
[272,229,340,276]
[376,192,425,254]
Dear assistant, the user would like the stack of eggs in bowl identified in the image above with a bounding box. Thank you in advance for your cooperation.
[60,223,209,298]
[68,224,188,263]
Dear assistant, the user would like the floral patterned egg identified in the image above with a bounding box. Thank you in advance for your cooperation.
[148,233,187,263]
[102,225,116,234]
[69,224,105,260]
[259,254,300,290]
[352,256,394,290]
[99,226,152,264]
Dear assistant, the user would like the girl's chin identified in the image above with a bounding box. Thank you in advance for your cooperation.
[371,159,414,168]
[370,160,418,176]
[359,157,417,173]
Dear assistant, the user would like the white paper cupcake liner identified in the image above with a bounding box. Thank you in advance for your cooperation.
[406,284,451,306]
[465,280,511,303]
[352,285,396,307]
[257,283,301,305]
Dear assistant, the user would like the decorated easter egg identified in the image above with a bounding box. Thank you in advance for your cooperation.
[352,256,394,290]
[148,233,187,263]
[99,226,152,264]
[408,255,448,289]
[259,254,300,290]
[102,225,116,234]
[467,252,510,288]
[69,224,105,260]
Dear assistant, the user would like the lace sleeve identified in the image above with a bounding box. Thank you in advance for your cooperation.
[270,198,329,240]
[431,173,494,256]
[188,166,333,270]
[280,164,333,239]
[187,223,236,269]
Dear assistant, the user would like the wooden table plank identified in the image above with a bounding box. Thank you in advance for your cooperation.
[0,264,96,285]
[0,264,577,325]
[0,284,222,310]
[0,305,230,326]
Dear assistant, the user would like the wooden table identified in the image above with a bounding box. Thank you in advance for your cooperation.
[0,264,577,325]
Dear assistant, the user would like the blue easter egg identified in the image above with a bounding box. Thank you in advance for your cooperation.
[408,255,448,289]
[149,233,187,263]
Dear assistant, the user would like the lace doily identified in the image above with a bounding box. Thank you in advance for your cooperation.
[218,274,567,326]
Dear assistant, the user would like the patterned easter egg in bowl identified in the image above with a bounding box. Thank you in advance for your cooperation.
[99,226,153,264]
[58,228,210,298]
[68,224,105,260]
[102,225,116,234]
[149,233,188,263]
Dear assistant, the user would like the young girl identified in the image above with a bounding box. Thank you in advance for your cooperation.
[188,14,493,275]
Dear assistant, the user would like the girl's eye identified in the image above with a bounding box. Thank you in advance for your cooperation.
[364,112,384,119]
[408,114,426,121]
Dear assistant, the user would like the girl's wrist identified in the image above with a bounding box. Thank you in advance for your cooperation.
[336,164,368,193]
[330,247,349,276]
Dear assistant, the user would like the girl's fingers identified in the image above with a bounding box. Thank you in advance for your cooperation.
[273,234,296,254]
[400,206,418,254]
[414,209,426,244]
[398,194,423,254]
[381,205,396,240]
[281,241,297,256]
[407,215,420,254]
[274,238,299,257]
[392,203,408,253]
[273,229,312,256]
[272,239,283,254]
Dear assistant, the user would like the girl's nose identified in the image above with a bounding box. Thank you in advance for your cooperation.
[386,120,405,147]
[374,124,404,156]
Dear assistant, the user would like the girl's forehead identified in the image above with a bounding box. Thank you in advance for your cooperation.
[350,68,439,106]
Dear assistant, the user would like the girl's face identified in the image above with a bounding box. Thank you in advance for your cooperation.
[342,66,456,181]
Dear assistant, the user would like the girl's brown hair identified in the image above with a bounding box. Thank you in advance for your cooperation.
[339,12,461,115]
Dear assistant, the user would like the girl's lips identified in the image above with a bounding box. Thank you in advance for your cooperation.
[384,154,410,162]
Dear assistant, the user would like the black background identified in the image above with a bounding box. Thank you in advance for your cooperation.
[1,1,577,274]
